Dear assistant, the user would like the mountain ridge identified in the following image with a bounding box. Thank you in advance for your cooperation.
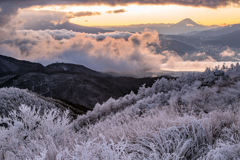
[100,18,213,34]
[175,18,201,26]
[0,55,169,113]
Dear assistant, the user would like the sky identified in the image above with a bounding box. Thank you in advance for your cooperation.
[0,0,240,27]
[29,4,240,26]
[0,0,240,75]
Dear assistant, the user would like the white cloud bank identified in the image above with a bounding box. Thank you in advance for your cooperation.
[220,48,236,57]
[0,29,237,75]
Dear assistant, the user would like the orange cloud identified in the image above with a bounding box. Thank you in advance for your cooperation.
[68,11,101,18]
[106,9,126,14]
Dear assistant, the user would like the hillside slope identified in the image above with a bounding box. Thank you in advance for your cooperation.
[0,87,73,116]
[1,64,240,159]
[0,55,164,112]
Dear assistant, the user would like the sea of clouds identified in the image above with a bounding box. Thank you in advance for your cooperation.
[0,29,237,75]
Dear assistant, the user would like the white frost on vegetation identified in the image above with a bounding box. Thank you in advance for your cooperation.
[1,64,240,159]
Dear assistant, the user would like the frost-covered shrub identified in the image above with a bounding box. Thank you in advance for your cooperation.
[0,105,74,160]
[74,64,240,129]
[2,64,240,159]
[56,136,132,160]
[0,87,59,116]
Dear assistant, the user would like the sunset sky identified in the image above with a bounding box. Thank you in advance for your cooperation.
[1,0,240,27]
[28,4,240,26]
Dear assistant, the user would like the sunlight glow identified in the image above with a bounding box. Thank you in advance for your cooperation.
[29,4,240,26]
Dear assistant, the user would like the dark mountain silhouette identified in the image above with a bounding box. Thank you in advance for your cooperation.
[0,55,169,113]
[0,55,44,76]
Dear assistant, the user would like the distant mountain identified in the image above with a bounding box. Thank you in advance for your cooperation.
[99,23,171,33]
[204,30,240,48]
[23,21,110,33]
[191,23,240,39]
[55,22,111,33]
[0,55,168,113]
[174,18,199,27]
[101,18,214,35]
[169,18,208,34]
[160,39,196,55]
[183,22,240,49]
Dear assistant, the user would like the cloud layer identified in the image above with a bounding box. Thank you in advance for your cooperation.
[106,9,126,14]
[0,29,236,76]
[68,11,101,18]
[0,1,238,76]
[1,0,238,7]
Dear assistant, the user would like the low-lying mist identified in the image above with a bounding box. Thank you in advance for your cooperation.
[0,29,237,76]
